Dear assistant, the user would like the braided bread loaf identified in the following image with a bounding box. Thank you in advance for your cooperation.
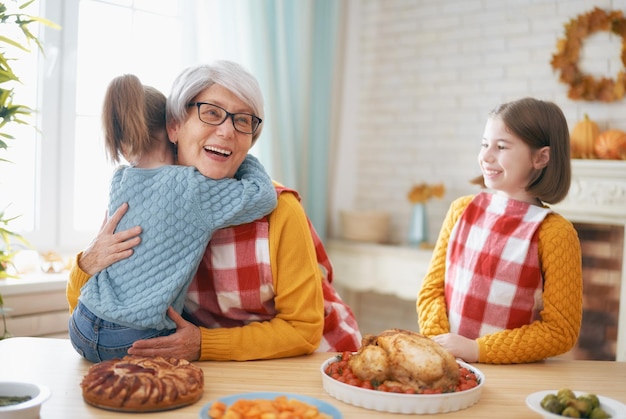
[81,356,204,412]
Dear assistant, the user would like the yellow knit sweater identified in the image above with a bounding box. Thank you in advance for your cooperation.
[417,195,583,364]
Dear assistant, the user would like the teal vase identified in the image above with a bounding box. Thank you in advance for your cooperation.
[408,203,427,246]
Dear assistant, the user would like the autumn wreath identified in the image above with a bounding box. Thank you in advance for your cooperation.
[550,7,626,102]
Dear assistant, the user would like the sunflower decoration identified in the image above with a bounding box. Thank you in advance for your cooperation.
[407,183,445,204]
[550,7,626,102]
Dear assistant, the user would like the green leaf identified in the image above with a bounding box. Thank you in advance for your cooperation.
[0,0,61,284]
[0,34,29,52]
[18,0,37,11]
[27,15,61,30]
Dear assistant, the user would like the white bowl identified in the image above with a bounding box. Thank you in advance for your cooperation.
[0,381,51,419]
[526,390,626,418]
[320,356,485,414]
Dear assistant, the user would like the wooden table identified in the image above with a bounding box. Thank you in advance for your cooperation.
[0,337,624,418]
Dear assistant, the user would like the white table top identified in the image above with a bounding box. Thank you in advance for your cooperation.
[1,337,625,418]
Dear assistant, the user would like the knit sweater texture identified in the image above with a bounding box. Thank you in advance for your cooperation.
[417,194,583,364]
[78,155,277,330]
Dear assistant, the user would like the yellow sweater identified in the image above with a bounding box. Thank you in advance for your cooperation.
[67,188,325,361]
[417,195,583,364]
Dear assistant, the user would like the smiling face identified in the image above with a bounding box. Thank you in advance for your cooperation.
[479,116,549,204]
[167,84,255,179]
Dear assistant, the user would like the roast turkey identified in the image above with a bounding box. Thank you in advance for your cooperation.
[348,329,459,392]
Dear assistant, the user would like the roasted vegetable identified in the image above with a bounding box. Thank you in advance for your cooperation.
[540,389,612,418]
[541,394,564,414]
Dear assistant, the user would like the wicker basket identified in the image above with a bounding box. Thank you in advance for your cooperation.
[340,211,390,243]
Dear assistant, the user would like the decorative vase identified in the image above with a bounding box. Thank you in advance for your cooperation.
[408,203,428,246]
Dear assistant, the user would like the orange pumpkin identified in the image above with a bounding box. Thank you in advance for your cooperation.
[570,114,599,158]
[594,129,626,160]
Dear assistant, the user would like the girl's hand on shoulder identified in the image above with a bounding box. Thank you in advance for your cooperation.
[431,333,479,363]
[128,308,201,361]
[78,203,142,275]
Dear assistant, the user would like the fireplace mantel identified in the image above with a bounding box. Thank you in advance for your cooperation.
[551,160,626,224]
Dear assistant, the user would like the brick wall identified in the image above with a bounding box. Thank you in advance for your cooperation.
[330,0,626,243]
[574,223,624,360]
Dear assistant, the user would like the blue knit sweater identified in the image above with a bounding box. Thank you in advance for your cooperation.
[78,155,277,330]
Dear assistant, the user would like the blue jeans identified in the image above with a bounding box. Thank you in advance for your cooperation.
[69,300,174,363]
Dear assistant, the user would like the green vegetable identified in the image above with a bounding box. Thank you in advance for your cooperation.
[561,405,581,417]
[541,394,564,414]
[585,394,601,410]
[0,395,32,406]
[590,407,611,419]
[558,388,576,400]
[568,397,593,417]
[540,389,612,419]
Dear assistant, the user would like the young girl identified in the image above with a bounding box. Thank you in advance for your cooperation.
[68,74,277,362]
[417,97,583,364]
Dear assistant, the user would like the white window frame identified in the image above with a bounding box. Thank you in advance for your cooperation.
[22,0,200,254]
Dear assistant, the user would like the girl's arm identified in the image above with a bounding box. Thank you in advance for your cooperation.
[196,154,276,228]
[66,203,141,312]
[476,214,583,364]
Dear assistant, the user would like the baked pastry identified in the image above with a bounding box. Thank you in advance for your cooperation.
[81,355,204,412]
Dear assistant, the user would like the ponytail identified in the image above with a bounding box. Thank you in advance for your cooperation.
[102,74,152,164]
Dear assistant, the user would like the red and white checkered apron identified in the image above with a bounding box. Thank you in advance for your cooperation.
[444,192,550,339]
[184,186,361,352]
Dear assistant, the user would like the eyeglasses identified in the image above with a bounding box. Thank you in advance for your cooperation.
[187,102,262,135]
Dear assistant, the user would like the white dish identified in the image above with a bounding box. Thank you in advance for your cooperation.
[0,381,51,419]
[526,390,626,418]
[198,391,342,418]
[320,356,484,414]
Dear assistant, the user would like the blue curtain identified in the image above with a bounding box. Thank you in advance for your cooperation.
[245,0,342,241]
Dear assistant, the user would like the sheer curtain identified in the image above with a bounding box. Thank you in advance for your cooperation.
[202,0,343,240]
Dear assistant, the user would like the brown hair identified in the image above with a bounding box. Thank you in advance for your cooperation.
[102,74,167,163]
[473,97,571,204]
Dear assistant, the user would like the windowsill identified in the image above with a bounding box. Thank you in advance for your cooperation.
[0,272,68,296]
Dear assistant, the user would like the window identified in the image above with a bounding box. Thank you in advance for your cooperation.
[65,0,197,244]
[1,0,199,255]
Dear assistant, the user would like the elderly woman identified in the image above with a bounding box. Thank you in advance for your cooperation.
[67,60,361,361]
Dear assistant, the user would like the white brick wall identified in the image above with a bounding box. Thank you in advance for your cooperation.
[328,0,626,334]
[330,0,626,245]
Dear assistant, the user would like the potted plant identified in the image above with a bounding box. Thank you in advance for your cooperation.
[0,0,60,337]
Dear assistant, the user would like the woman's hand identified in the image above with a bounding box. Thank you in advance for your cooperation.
[128,308,202,361]
[431,333,479,363]
[77,203,142,275]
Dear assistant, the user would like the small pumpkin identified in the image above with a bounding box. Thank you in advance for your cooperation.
[594,129,626,160]
[570,114,599,159]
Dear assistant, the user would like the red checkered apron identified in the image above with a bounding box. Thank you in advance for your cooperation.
[444,192,550,339]
[184,185,361,352]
